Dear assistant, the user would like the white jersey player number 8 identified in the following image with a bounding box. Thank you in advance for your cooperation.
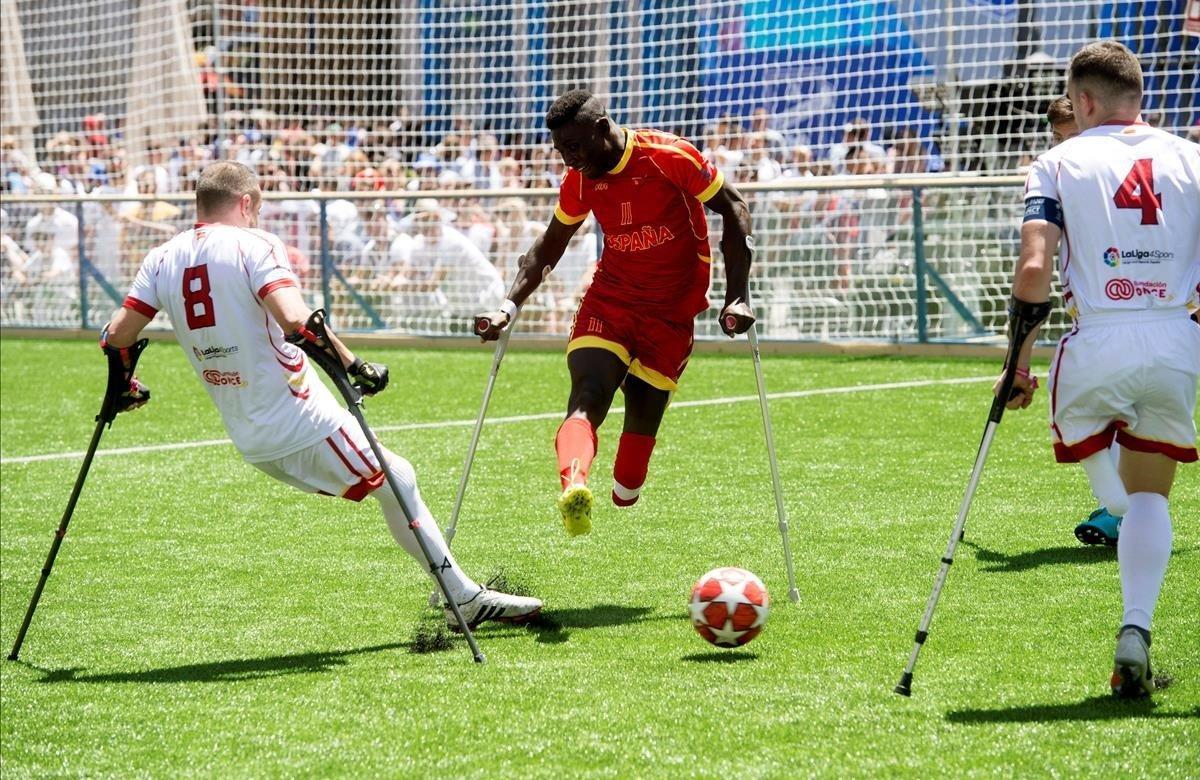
[124,224,347,463]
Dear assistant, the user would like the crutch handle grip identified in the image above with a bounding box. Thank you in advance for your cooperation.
[724,314,738,332]
[475,316,492,335]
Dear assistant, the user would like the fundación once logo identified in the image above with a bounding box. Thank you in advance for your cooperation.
[1105,277,1168,301]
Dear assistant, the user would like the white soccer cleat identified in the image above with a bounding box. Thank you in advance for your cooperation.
[1110,626,1153,699]
[445,586,543,631]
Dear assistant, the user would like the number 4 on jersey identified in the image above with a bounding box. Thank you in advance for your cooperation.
[1113,159,1161,225]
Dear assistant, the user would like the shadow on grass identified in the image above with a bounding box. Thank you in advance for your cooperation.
[27,642,407,684]
[681,651,758,664]
[494,604,674,645]
[946,696,1199,724]
[965,542,1114,573]
[965,541,1195,574]
[410,604,675,654]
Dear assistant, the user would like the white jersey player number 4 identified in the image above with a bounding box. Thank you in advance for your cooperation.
[1023,121,1200,320]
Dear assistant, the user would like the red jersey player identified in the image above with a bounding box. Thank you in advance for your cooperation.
[476,90,755,535]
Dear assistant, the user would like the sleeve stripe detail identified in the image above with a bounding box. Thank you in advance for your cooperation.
[554,204,589,225]
[639,142,705,170]
[696,170,725,203]
[122,296,158,317]
[257,278,298,300]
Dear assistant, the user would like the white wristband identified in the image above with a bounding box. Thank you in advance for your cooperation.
[499,299,518,320]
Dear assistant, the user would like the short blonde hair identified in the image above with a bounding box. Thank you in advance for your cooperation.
[195,161,260,217]
[1069,40,1143,104]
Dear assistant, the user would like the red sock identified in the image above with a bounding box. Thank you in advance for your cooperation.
[612,432,656,507]
[556,417,597,490]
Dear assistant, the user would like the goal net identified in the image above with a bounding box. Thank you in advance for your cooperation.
[2,1,1197,341]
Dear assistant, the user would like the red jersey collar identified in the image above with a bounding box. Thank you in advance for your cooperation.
[607,128,635,175]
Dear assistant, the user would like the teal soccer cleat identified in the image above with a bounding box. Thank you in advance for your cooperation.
[1074,507,1122,547]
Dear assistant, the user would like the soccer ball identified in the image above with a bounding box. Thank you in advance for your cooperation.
[689,567,769,648]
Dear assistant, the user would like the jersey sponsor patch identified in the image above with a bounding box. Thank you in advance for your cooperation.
[193,344,240,361]
[1104,278,1169,301]
[202,369,245,387]
[1023,196,1064,227]
[1102,246,1175,267]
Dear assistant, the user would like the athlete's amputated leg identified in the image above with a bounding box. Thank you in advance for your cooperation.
[556,349,627,534]
[372,449,543,626]
[558,348,627,486]
[372,451,477,603]
[1110,449,1178,698]
[1115,449,1177,632]
[612,375,670,507]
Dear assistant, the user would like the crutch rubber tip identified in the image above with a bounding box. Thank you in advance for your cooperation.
[7,652,18,661]
[787,588,801,603]
[473,652,487,664]
[894,673,913,696]
[724,314,737,331]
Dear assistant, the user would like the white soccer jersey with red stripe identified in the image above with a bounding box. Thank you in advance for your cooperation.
[123,223,345,462]
[1024,122,1200,318]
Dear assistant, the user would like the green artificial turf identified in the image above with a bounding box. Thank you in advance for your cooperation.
[1,337,1197,777]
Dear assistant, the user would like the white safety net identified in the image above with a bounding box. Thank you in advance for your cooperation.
[1,1,1195,340]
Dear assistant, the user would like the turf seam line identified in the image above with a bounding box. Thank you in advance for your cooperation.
[1,376,992,465]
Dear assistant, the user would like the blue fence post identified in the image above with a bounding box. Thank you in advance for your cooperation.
[911,187,928,344]
[318,198,332,314]
[76,200,88,329]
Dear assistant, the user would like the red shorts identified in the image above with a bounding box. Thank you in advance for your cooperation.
[568,292,695,392]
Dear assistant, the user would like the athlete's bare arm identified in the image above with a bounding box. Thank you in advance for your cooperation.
[994,219,1060,409]
[477,216,581,340]
[103,307,154,348]
[704,183,756,336]
[264,285,357,369]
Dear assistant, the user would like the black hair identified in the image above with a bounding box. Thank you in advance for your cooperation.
[546,90,606,130]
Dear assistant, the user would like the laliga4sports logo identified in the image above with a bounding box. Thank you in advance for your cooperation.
[1102,246,1174,266]
[1105,278,1168,301]
[193,344,239,361]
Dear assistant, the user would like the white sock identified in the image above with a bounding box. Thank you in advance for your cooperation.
[1118,492,1172,632]
[371,451,479,603]
[1080,449,1129,517]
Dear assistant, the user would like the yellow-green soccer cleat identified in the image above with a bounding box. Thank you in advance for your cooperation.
[558,483,594,536]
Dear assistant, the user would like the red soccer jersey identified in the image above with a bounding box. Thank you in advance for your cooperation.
[554,128,725,321]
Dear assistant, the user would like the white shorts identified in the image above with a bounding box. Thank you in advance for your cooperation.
[1048,310,1200,464]
[252,418,385,501]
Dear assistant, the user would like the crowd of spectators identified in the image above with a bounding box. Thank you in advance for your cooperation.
[16,104,1180,329]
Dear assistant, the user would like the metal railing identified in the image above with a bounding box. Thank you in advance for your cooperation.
[2,174,1069,343]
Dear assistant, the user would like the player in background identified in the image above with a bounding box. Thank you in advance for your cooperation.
[476,90,755,536]
[1046,96,1126,547]
[1046,96,1079,147]
[999,41,1199,698]
[102,161,541,630]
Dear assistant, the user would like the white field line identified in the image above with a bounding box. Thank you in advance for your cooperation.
[1,376,992,466]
